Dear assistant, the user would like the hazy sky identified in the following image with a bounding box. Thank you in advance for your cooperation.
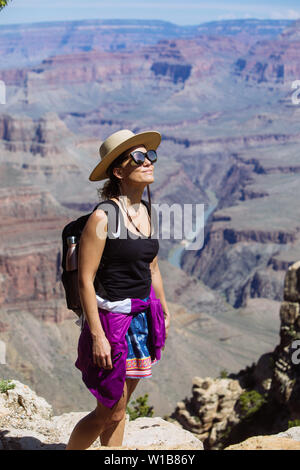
[0,0,299,26]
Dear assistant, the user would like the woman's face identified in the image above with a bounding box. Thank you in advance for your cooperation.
[113,145,155,185]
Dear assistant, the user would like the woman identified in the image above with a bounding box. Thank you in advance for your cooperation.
[66,129,170,450]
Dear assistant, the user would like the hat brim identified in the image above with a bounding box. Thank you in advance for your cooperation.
[89,131,162,181]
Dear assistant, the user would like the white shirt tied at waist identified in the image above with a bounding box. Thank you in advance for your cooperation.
[75,294,145,330]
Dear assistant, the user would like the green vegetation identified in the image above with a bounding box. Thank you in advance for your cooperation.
[287,326,297,339]
[288,419,300,428]
[0,379,15,393]
[219,424,233,442]
[219,369,229,378]
[238,390,267,421]
[126,393,154,421]
[0,0,11,10]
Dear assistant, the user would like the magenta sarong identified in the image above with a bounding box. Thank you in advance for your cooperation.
[75,284,166,408]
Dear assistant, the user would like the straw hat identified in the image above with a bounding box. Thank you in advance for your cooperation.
[89,129,161,181]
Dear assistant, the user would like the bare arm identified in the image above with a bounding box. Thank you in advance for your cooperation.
[78,208,112,369]
[150,255,170,339]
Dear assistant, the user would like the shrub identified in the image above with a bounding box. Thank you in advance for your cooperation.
[0,379,15,393]
[0,1,11,10]
[219,369,229,378]
[126,393,154,421]
[288,419,300,428]
[238,390,267,421]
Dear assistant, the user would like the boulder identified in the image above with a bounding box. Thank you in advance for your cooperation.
[225,434,300,450]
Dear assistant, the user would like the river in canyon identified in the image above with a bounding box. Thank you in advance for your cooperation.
[167,190,218,268]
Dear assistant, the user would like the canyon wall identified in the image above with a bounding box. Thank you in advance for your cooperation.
[170,260,300,449]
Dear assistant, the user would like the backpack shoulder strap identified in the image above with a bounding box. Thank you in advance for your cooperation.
[92,199,120,233]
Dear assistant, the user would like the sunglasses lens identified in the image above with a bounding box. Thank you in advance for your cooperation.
[131,151,145,165]
[147,150,157,163]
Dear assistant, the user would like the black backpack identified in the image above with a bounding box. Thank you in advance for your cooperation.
[61,202,107,318]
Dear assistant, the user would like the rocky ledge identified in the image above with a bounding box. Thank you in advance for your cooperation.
[1,379,300,450]
[0,380,203,450]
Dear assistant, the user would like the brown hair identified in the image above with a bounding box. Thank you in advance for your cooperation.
[97,151,128,200]
[97,150,152,224]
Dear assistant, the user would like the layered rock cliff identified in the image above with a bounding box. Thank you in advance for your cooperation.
[0,112,102,208]
[233,19,300,84]
[0,185,77,321]
[181,116,300,308]
[0,19,289,71]
[0,34,249,90]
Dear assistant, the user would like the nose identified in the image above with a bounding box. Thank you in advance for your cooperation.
[143,156,152,166]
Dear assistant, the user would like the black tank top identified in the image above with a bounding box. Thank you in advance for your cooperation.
[95,199,159,301]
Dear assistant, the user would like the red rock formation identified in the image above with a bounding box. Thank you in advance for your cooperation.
[0,186,78,322]
[0,321,9,333]
[0,19,289,73]
[0,34,252,89]
[233,20,300,84]
[0,112,87,212]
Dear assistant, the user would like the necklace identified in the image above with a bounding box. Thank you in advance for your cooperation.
[117,196,150,236]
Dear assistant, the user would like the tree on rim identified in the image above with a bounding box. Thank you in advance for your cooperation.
[0,0,11,11]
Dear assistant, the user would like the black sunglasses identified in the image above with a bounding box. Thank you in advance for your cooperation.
[128,149,158,166]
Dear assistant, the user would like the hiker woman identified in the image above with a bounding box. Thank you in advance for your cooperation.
[66,129,170,450]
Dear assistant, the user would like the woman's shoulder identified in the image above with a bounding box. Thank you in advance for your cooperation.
[94,199,120,234]
[95,199,120,215]
[97,198,119,206]
[87,199,118,222]
[88,205,108,224]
